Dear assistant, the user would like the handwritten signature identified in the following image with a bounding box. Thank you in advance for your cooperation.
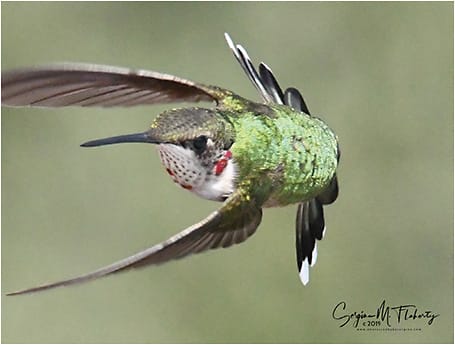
[332,300,439,328]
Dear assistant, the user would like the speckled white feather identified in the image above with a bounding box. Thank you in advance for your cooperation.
[201,158,237,200]
[157,144,237,201]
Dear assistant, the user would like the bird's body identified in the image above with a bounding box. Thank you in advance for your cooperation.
[2,34,340,295]
[147,100,338,207]
[226,104,338,207]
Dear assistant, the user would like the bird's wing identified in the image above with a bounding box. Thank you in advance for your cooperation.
[1,63,227,108]
[7,188,262,296]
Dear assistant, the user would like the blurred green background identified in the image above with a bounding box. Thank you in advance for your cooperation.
[2,2,453,343]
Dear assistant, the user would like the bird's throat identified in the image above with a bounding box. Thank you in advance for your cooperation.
[157,144,237,201]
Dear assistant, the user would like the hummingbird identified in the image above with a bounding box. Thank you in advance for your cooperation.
[2,33,339,295]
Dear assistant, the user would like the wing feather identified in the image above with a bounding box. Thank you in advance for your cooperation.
[2,63,223,108]
[7,188,262,296]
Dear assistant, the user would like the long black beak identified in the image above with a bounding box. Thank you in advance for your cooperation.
[81,131,156,147]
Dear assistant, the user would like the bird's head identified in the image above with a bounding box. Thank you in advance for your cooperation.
[81,107,237,201]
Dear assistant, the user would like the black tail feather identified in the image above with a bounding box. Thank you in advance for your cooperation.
[316,175,339,205]
[295,199,325,285]
[284,87,311,115]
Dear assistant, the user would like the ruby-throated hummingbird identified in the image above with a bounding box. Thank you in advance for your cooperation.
[3,33,339,295]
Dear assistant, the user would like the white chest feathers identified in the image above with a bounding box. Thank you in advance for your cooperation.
[157,144,237,201]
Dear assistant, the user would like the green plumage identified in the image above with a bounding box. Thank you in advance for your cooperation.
[147,99,338,208]
[228,105,338,206]
[1,33,340,294]
[146,95,338,207]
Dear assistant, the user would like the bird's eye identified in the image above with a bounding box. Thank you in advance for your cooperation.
[192,135,208,154]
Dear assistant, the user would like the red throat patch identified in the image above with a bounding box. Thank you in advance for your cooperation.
[214,150,233,176]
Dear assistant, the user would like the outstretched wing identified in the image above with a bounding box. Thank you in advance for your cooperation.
[7,188,262,295]
[1,63,226,107]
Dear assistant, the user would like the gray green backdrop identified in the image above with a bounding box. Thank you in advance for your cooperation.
[2,2,453,343]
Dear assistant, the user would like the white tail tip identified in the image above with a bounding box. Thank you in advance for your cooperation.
[299,258,310,285]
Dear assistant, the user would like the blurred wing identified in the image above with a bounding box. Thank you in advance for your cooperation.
[7,188,262,296]
[1,63,225,107]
